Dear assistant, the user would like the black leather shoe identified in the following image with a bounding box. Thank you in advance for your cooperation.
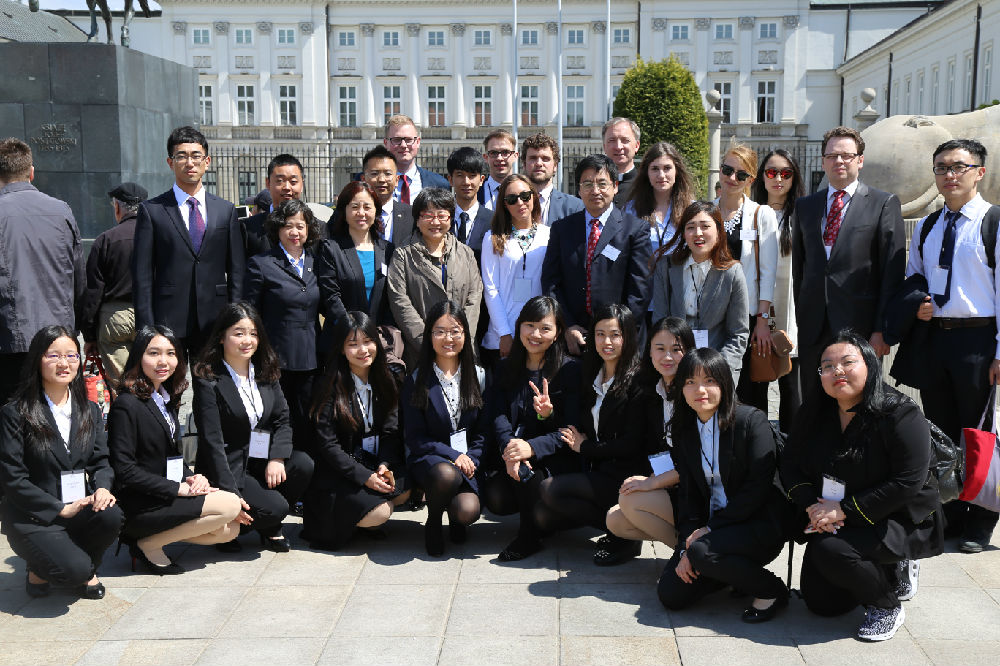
[425,519,444,557]
[215,538,242,553]
[259,532,291,553]
[959,528,992,553]
[129,545,185,575]
[742,594,789,623]
[498,536,543,562]
[25,571,50,598]
[79,581,106,600]
[593,539,642,566]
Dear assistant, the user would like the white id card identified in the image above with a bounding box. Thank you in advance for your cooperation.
[739,228,757,241]
[929,266,949,296]
[60,470,86,503]
[166,456,184,482]
[450,429,468,454]
[380,262,389,276]
[648,451,675,476]
[248,429,271,459]
[601,245,621,261]
[822,475,846,502]
[693,329,710,348]
[512,277,533,302]
[362,435,378,454]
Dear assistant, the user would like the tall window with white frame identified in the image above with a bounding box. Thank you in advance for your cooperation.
[383,85,401,123]
[521,29,538,46]
[756,80,776,123]
[964,53,974,110]
[566,85,584,126]
[947,60,956,112]
[715,23,733,40]
[235,28,252,45]
[339,86,357,127]
[671,24,688,41]
[474,85,492,126]
[236,84,255,125]
[339,31,355,47]
[277,29,294,45]
[983,45,994,103]
[613,28,630,44]
[521,85,539,126]
[193,28,210,45]
[279,85,297,126]
[474,29,491,46]
[199,84,213,125]
[427,86,445,126]
[567,29,584,45]
[759,22,777,39]
[904,77,912,114]
[383,30,399,47]
[713,81,732,123]
[916,72,925,114]
[931,66,939,114]
[427,30,444,47]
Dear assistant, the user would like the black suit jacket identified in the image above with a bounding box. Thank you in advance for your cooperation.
[457,205,493,267]
[107,392,191,516]
[315,233,395,330]
[193,364,293,494]
[791,182,905,348]
[133,189,246,338]
[613,167,638,207]
[241,211,271,257]
[245,247,321,372]
[0,401,114,536]
[541,207,652,329]
[387,201,416,247]
[577,378,650,484]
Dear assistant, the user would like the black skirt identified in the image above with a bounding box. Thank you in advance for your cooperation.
[303,468,409,549]
[121,494,207,540]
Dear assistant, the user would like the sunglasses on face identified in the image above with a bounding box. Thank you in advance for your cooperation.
[504,191,532,205]
[764,168,794,180]
[720,164,751,182]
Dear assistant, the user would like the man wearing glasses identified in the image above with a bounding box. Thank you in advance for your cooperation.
[383,114,449,204]
[792,125,905,397]
[905,139,998,555]
[480,129,519,211]
[361,145,415,246]
[132,126,245,357]
[542,154,652,356]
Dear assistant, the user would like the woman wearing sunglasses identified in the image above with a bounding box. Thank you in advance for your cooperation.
[717,141,779,412]
[480,174,550,368]
[752,149,805,432]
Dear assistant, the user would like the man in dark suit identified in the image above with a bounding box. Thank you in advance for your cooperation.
[383,114,448,204]
[362,145,415,247]
[132,126,245,357]
[542,154,652,355]
[792,126,905,397]
[480,128,518,211]
[521,132,584,226]
[241,154,304,257]
[446,147,491,265]
[603,118,641,208]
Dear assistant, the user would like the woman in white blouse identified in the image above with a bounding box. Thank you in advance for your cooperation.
[480,174,550,367]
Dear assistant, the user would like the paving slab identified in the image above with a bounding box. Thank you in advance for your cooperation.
[317,636,443,666]
[103,587,246,640]
[675,635,806,666]
[193,637,326,666]
[445,582,559,636]
[917,638,1000,666]
[796,631,932,666]
[0,640,92,666]
[219,585,351,638]
[438,635,560,666]
[556,583,673,636]
[331,583,454,637]
[903,586,1000,641]
[74,639,208,666]
[1,590,133,642]
[560,635,682,666]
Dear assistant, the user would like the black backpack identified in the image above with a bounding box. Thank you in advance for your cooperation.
[917,205,1000,271]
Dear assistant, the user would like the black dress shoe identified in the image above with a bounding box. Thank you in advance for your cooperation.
[215,538,242,553]
[129,545,185,575]
[593,538,642,566]
[425,520,445,557]
[498,536,543,562]
[959,527,992,553]
[79,581,106,600]
[25,571,50,598]
[742,594,789,623]
[259,532,291,553]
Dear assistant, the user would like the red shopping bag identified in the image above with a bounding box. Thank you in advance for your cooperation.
[960,388,1000,513]
[83,353,111,408]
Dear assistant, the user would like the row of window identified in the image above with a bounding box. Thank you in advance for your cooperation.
[337,26,632,49]
[198,84,299,126]
[191,27,297,46]
[888,46,993,117]
[669,22,779,41]
[711,80,777,123]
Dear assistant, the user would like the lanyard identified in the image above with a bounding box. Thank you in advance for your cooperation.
[689,263,707,328]
[439,380,461,429]
[356,386,374,432]
[700,417,717,483]
[237,378,261,419]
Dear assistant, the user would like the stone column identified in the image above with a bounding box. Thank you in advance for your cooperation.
[257,21,274,126]
[853,88,881,131]
[498,22,514,128]
[546,21,559,126]
[706,88,723,196]
[737,16,754,128]
[592,20,607,122]
[214,21,233,127]
[359,24,377,136]
[406,23,422,127]
[451,23,467,134]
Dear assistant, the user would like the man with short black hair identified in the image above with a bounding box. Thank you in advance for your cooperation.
[0,137,85,404]
[521,132,584,225]
[481,128,518,211]
[447,147,491,265]
[383,114,449,204]
[80,181,148,381]
[362,144,415,246]
[242,153,304,256]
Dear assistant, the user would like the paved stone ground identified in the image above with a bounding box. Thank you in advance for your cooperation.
[2,507,1000,666]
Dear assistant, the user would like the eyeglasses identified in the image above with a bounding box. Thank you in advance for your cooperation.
[504,191,532,205]
[365,169,396,179]
[764,168,794,180]
[932,163,982,176]
[431,328,465,339]
[579,180,614,192]
[388,136,418,147]
[486,149,515,160]
[822,153,859,163]
[43,352,81,363]
[817,359,860,376]
[418,211,451,222]
[170,152,206,164]
[720,164,752,182]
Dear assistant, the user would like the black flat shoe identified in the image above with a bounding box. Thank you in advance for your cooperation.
[741,594,789,624]
[498,536,543,562]
[25,571,50,598]
[448,522,467,544]
[259,532,291,553]
[79,581,106,600]
[358,526,388,541]
[594,534,614,548]
[425,519,444,557]
[593,539,642,566]
[129,545,185,575]
[215,538,242,553]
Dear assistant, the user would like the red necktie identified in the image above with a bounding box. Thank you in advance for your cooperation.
[187,197,206,253]
[399,174,411,205]
[823,190,845,248]
[585,217,602,315]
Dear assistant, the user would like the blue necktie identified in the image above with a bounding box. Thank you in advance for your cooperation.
[934,210,961,307]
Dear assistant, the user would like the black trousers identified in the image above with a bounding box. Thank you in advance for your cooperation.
[242,450,314,536]
[777,358,802,434]
[0,352,27,406]
[6,504,124,587]
[279,369,317,455]
[921,323,1000,536]
[657,518,786,610]
[800,527,900,615]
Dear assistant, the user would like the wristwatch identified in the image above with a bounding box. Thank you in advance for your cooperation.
[758,311,770,319]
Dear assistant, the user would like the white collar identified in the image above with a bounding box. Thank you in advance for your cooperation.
[222,360,255,385]
[351,372,371,392]
[381,198,395,216]
[172,183,206,208]
[594,370,615,394]
[827,180,860,199]
[402,163,419,180]
[537,182,554,201]
[655,378,671,402]
[949,193,989,219]
[43,392,72,418]
[587,205,614,227]
[457,199,480,221]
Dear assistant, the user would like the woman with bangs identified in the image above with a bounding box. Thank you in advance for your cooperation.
[534,303,651,566]
[109,325,243,574]
[651,201,749,381]
[480,174,550,368]
[481,296,582,561]
[302,311,410,550]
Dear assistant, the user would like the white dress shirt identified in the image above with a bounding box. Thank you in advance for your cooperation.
[537,183,554,226]
[655,379,675,449]
[223,360,264,429]
[683,256,711,319]
[454,200,482,244]
[352,372,374,432]
[172,183,207,232]
[591,370,615,435]
[395,164,423,202]
[697,414,727,515]
[480,224,550,349]
[380,199,395,242]
[822,180,861,258]
[432,363,462,431]
[44,393,72,452]
[482,176,502,211]
[151,386,176,437]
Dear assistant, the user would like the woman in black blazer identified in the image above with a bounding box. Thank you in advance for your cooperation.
[535,304,650,566]
[193,302,315,552]
[302,311,410,550]
[780,330,943,642]
[0,326,123,599]
[481,296,582,561]
[402,300,489,557]
[245,199,325,456]
[656,347,790,623]
[317,181,395,332]
[109,325,244,575]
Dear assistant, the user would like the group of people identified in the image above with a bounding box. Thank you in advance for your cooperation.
[0,112,995,643]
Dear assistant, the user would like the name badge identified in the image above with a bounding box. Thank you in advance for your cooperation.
[512,277,533,302]
[60,470,86,503]
[693,329,710,349]
[601,245,621,261]
[248,429,271,459]
[166,456,184,482]
[362,435,378,455]
[450,429,468,454]
[739,228,757,241]
[822,474,846,502]
[929,266,949,296]
[380,262,389,277]
[648,451,675,476]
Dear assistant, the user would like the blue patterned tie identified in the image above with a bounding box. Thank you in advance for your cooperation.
[187,197,206,253]
[934,210,961,307]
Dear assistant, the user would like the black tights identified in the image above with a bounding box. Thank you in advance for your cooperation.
[423,463,480,527]
[534,471,619,535]
[482,470,544,540]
